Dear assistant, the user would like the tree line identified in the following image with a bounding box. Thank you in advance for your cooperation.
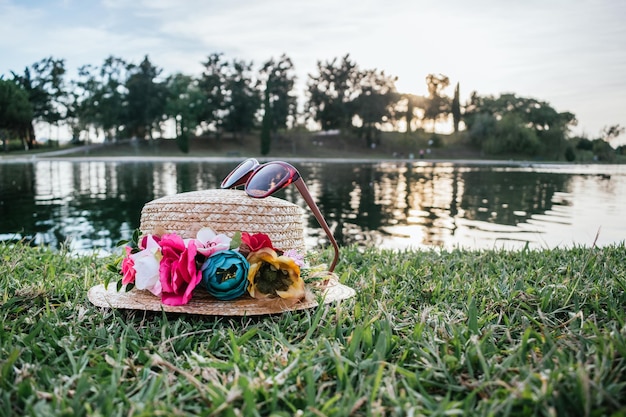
[0,53,623,158]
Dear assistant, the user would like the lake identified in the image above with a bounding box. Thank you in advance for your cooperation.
[1,158,625,254]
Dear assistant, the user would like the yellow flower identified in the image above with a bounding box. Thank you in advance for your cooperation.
[247,247,305,300]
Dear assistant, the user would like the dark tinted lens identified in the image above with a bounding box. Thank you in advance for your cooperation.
[246,163,291,198]
[221,158,258,188]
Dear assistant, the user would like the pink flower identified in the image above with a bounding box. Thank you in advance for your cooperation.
[283,249,306,267]
[121,246,136,285]
[159,234,202,306]
[194,227,231,257]
[140,234,161,249]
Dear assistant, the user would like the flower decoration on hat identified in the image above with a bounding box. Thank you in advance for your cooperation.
[106,228,320,307]
[247,247,305,299]
[201,250,249,301]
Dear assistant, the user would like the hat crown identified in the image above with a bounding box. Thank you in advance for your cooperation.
[139,189,306,252]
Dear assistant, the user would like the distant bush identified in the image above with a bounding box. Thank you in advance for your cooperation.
[482,114,541,156]
[576,137,593,151]
[592,139,614,162]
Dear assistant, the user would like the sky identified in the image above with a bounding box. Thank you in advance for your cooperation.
[1,0,625,143]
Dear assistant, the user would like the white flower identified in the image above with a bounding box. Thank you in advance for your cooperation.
[131,235,162,296]
[194,227,232,256]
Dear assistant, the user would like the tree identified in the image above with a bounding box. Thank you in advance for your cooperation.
[125,55,166,140]
[73,56,130,142]
[12,57,67,148]
[463,92,577,157]
[483,113,541,155]
[199,53,229,135]
[0,79,33,150]
[351,68,399,147]
[592,139,614,161]
[259,54,298,134]
[575,137,593,151]
[70,64,104,142]
[451,82,461,133]
[306,54,360,131]
[601,124,624,146]
[222,59,261,139]
[423,73,450,132]
[69,65,96,142]
[260,91,272,155]
[397,93,425,133]
[98,57,130,141]
[164,73,205,153]
[64,88,85,143]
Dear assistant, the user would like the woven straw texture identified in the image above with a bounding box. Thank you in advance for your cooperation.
[140,189,306,252]
[88,279,355,316]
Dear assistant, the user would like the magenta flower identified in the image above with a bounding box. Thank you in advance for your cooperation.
[159,234,203,306]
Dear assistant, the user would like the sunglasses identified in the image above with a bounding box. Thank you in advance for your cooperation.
[221,158,339,272]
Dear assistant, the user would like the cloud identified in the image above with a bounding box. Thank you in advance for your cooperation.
[1,0,625,136]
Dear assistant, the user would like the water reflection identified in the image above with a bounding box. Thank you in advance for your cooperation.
[1,160,624,253]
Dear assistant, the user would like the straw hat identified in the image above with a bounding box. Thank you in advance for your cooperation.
[88,277,355,316]
[140,189,306,253]
[88,188,355,316]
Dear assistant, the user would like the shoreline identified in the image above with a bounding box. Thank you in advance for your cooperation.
[1,143,623,168]
[0,154,524,164]
[0,146,597,166]
[1,154,622,169]
[0,140,566,166]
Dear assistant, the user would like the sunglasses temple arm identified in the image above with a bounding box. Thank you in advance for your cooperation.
[294,179,340,272]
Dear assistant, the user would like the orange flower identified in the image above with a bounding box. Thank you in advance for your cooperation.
[247,247,305,300]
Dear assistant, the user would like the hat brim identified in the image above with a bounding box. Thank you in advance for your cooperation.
[88,280,355,316]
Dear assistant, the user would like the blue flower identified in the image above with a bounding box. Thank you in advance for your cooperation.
[201,250,249,300]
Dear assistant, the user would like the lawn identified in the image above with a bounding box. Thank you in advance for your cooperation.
[1,242,625,416]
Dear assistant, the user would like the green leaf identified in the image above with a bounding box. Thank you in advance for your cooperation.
[115,239,130,247]
[130,229,141,249]
[468,296,478,335]
[230,231,242,250]
[1,348,20,386]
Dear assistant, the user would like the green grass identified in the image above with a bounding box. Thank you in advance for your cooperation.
[1,242,626,416]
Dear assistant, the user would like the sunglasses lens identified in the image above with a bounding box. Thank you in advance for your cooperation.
[221,159,258,188]
[246,163,293,198]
